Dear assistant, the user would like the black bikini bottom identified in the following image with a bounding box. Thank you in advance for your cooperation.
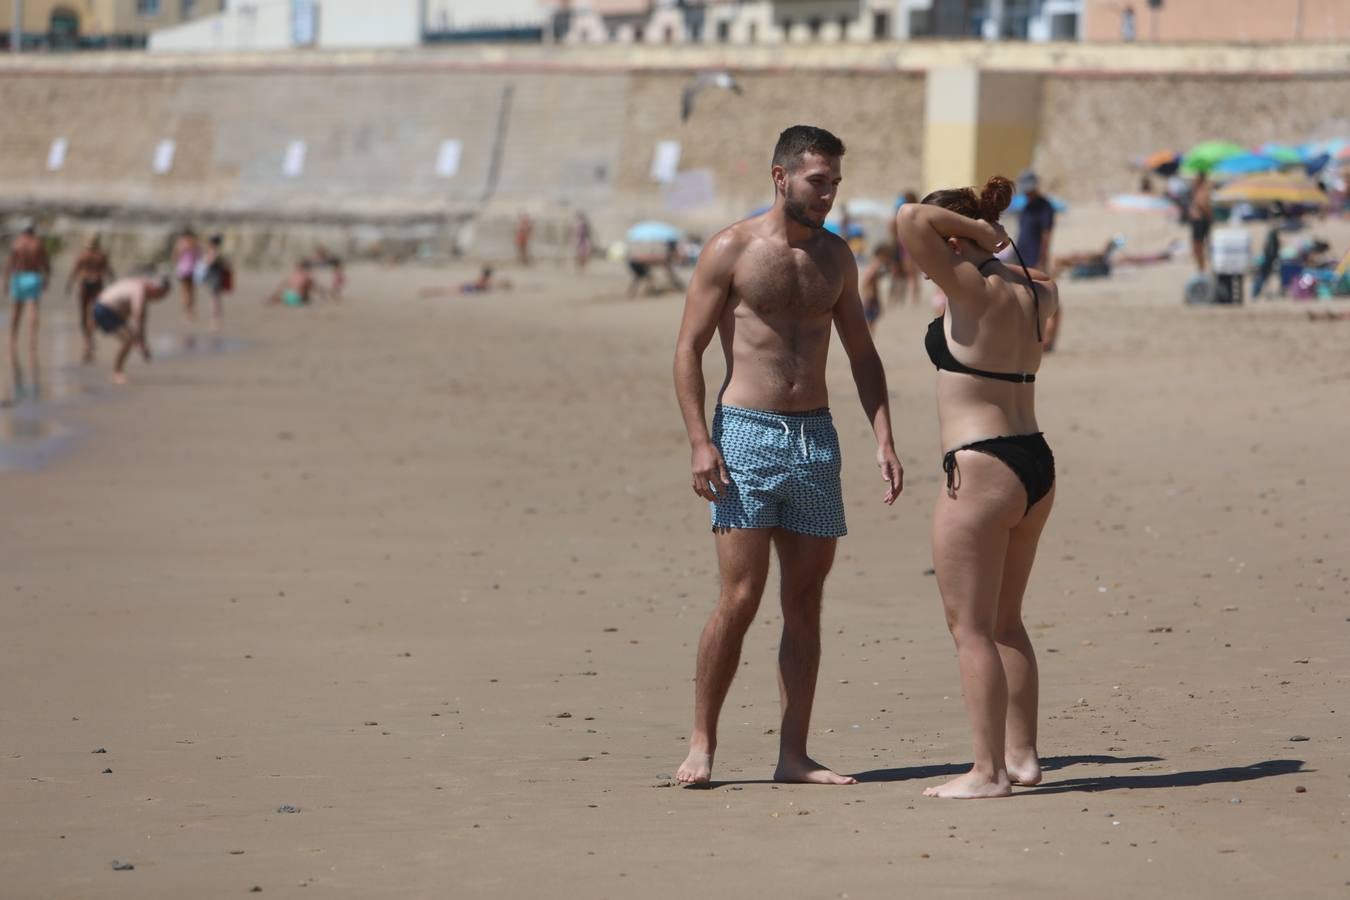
[942,432,1055,515]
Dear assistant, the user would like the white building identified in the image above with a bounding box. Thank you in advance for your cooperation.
[424,0,554,40]
[558,0,1082,45]
[149,0,424,52]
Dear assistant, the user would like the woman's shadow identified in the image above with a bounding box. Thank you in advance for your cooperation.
[851,755,1306,795]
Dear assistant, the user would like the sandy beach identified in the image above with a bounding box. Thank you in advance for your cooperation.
[2,213,1349,897]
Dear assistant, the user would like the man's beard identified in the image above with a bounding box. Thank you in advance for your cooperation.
[783,184,826,230]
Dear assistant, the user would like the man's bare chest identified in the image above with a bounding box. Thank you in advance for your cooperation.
[733,246,841,317]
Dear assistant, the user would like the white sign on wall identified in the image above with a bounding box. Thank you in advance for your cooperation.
[153,139,176,175]
[436,140,463,178]
[283,140,307,177]
[650,140,682,183]
[663,168,717,212]
[47,138,69,171]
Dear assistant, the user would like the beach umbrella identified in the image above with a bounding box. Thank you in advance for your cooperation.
[626,221,683,243]
[1213,172,1329,207]
[1212,153,1281,176]
[1107,193,1176,213]
[844,198,895,219]
[1258,143,1304,165]
[1142,149,1181,175]
[1181,140,1246,173]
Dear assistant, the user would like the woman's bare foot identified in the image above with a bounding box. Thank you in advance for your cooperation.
[923,768,1012,799]
[1006,750,1041,786]
[676,749,713,786]
[111,372,128,385]
[773,755,857,785]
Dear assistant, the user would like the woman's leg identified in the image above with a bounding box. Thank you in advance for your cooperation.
[926,451,1024,798]
[994,482,1055,785]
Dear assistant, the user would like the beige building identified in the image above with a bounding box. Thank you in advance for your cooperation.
[2,0,224,48]
[1082,0,1350,43]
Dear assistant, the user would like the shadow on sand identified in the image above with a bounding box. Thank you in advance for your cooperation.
[1023,758,1307,795]
[850,754,1164,785]
[685,757,1306,792]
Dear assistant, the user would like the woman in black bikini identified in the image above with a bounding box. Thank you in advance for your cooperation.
[896,175,1059,799]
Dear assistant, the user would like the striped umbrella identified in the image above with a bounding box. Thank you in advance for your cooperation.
[1213,172,1329,207]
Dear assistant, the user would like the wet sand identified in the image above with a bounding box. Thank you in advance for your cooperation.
[2,225,1348,897]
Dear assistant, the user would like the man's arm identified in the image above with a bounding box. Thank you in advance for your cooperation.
[832,243,902,505]
[673,229,737,501]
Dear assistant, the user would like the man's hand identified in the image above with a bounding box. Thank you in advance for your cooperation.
[691,440,731,501]
[877,443,903,505]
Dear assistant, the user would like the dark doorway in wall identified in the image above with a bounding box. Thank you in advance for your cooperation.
[50,7,80,50]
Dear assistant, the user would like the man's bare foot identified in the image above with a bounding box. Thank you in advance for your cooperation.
[922,769,1011,799]
[111,372,128,385]
[1006,751,1041,786]
[676,749,713,786]
[774,755,857,785]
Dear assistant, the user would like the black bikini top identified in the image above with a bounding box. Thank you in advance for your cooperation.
[925,241,1041,385]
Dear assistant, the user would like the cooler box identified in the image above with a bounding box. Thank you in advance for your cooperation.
[1211,227,1251,276]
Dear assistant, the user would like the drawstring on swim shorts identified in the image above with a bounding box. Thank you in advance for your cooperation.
[781,420,808,460]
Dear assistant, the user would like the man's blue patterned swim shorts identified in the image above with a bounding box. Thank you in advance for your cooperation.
[709,404,847,538]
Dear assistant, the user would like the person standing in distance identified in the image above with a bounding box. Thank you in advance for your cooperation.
[672,125,903,787]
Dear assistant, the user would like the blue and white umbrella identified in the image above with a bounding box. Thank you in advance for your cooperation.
[626,221,683,244]
[1213,153,1282,176]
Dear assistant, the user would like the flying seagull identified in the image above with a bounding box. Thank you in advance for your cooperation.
[681,71,743,122]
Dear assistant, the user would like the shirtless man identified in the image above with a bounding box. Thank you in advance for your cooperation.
[673,125,903,787]
[91,275,171,384]
[5,224,51,359]
[66,236,115,362]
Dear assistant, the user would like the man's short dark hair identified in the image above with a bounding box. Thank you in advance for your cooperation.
[772,125,845,171]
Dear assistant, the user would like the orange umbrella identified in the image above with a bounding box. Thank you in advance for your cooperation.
[1142,149,1179,171]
